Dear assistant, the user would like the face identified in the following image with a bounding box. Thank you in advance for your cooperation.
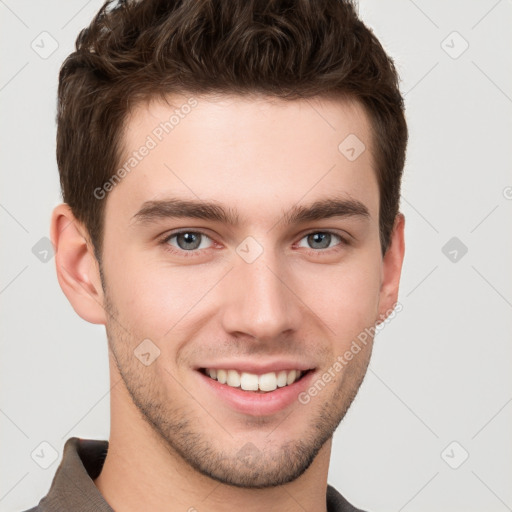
[96,94,398,488]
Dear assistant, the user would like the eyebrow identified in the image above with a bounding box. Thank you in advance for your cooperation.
[131,196,370,227]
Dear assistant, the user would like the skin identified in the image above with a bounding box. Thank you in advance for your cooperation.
[51,94,405,512]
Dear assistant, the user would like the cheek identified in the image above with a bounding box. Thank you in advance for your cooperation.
[106,255,222,338]
[293,251,382,339]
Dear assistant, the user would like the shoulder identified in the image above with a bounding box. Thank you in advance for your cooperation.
[327,484,368,512]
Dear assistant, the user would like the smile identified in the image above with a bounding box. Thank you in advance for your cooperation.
[200,368,307,393]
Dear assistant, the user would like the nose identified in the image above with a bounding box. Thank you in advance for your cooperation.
[220,248,303,341]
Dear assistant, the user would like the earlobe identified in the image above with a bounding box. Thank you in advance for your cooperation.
[50,203,107,325]
[377,213,406,323]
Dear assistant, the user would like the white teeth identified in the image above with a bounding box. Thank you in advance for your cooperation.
[227,369,241,387]
[204,368,305,392]
[259,372,277,392]
[240,372,259,391]
[276,370,288,387]
[217,369,227,384]
[287,370,297,385]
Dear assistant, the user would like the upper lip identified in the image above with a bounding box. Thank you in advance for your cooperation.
[196,359,315,374]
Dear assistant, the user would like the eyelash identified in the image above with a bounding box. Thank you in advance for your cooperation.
[158,229,350,259]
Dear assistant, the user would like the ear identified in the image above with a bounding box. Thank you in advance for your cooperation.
[377,213,405,323]
[50,203,107,325]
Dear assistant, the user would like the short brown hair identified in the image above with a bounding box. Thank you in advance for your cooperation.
[57,0,407,262]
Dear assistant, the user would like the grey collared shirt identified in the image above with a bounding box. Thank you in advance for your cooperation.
[23,437,366,511]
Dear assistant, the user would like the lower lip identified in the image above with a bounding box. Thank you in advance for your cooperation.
[197,369,315,416]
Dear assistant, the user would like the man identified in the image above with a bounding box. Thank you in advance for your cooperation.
[25,0,407,510]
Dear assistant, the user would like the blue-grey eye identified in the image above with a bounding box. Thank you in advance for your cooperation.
[298,232,342,250]
[167,232,213,251]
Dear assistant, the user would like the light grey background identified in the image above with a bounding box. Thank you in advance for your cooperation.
[1,1,511,511]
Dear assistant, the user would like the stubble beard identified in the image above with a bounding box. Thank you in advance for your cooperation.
[102,288,372,489]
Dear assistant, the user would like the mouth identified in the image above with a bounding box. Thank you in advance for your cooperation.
[199,367,311,393]
[196,366,316,416]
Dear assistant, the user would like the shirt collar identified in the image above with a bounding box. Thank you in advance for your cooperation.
[37,437,113,512]
[35,437,361,511]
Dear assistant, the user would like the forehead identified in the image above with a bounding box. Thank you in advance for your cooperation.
[106,93,378,227]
